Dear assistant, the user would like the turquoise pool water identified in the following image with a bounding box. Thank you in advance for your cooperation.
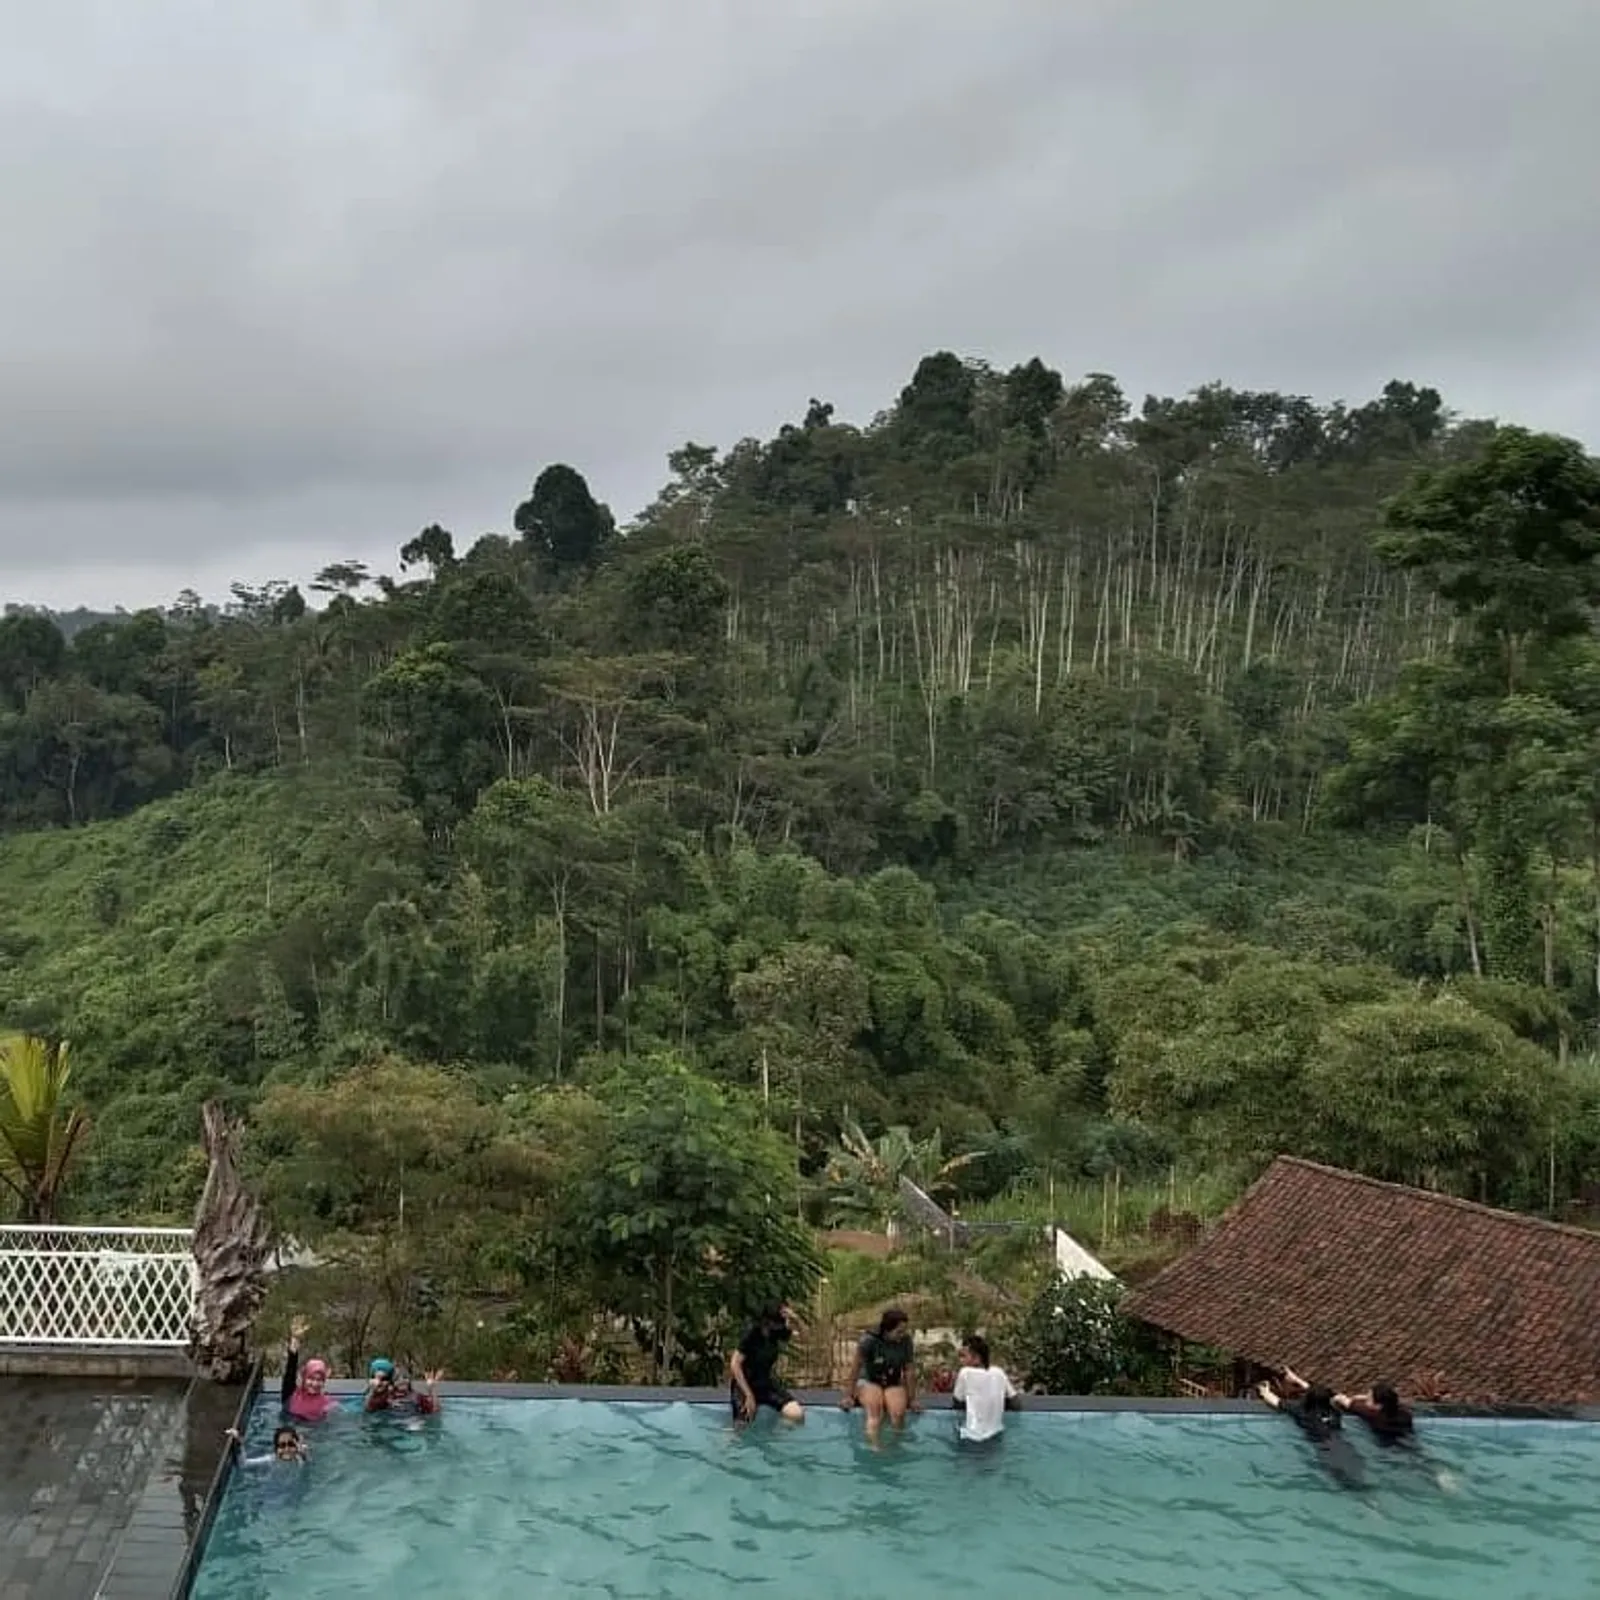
[190,1398,1599,1599]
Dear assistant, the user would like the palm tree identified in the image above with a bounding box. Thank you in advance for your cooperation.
[0,1033,90,1223]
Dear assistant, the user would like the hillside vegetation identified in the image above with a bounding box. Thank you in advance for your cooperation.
[3,353,1599,1377]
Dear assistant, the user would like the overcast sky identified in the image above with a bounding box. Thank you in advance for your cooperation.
[3,1,1597,611]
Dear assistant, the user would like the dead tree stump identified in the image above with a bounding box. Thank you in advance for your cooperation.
[189,1099,272,1383]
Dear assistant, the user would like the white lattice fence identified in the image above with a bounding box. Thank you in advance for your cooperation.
[0,1226,197,1346]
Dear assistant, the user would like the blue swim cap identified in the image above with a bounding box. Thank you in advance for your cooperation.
[369,1357,395,1377]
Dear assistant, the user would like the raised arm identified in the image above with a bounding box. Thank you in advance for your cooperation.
[280,1317,308,1409]
[1255,1380,1284,1411]
[416,1369,444,1414]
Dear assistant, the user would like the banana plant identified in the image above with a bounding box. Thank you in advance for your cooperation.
[823,1113,979,1230]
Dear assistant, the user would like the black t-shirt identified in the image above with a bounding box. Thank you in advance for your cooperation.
[858,1331,914,1387]
[737,1321,791,1393]
[1287,1401,1365,1486]
[1289,1397,1340,1441]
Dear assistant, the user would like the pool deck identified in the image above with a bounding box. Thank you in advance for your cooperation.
[0,1374,245,1600]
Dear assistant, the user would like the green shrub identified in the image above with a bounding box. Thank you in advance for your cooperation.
[1004,1274,1165,1394]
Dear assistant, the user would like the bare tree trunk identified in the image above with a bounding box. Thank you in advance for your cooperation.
[1455,845,1484,978]
[189,1100,272,1383]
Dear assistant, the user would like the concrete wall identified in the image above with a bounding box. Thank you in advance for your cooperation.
[0,1345,194,1379]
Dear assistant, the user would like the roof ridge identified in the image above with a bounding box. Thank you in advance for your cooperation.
[1269,1157,1600,1246]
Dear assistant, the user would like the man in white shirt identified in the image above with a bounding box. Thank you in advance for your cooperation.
[951,1333,1019,1443]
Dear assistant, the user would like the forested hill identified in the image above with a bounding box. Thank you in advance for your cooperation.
[3,604,133,643]
[3,352,1599,1231]
[1,362,1465,850]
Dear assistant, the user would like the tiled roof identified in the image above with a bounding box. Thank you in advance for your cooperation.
[1125,1157,1600,1405]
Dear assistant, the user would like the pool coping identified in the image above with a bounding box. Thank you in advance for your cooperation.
[293,1379,1600,1421]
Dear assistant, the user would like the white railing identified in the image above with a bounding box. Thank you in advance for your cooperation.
[0,1226,197,1347]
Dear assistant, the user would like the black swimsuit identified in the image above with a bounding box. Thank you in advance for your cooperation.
[858,1332,914,1389]
[731,1321,794,1419]
[1288,1401,1365,1487]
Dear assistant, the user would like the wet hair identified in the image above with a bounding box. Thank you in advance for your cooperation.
[877,1307,909,1338]
[962,1333,990,1367]
[1304,1385,1337,1417]
[1372,1382,1402,1416]
[272,1426,300,1451]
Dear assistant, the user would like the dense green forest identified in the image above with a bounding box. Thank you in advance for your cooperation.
[3,352,1599,1379]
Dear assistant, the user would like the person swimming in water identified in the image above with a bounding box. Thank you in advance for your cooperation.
[392,1366,443,1416]
[1256,1372,1366,1488]
[951,1333,1020,1444]
[364,1358,442,1415]
[226,1424,308,1466]
[840,1307,920,1446]
[281,1317,339,1423]
[1334,1381,1415,1446]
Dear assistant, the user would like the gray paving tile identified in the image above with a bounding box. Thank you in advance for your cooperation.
[0,1373,239,1600]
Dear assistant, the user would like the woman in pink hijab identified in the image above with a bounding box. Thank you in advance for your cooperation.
[281,1317,339,1422]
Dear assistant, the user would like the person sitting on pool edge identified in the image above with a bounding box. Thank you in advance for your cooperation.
[840,1307,919,1445]
[951,1333,1020,1444]
[730,1302,806,1427]
[226,1424,308,1466]
[1334,1380,1414,1445]
[365,1357,443,1414]
[281,1316,339,1422]
[1255,1370,1365,1488]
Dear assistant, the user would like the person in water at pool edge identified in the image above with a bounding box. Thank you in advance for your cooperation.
[281,1316,339,1422]
[226,1424,308,1466]
[951,1333,1019,1443]
[1334,1380,1414,1445]
[365,1357,443,1414]
[729,1302,806,1426]
[1333,1377,1454,1489]
[1274,1366,1415,1445]
[1256,1370,1365,1488]
[841,1307,919,1445]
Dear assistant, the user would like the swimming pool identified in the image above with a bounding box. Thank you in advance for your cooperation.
[189,1396,1599,1598]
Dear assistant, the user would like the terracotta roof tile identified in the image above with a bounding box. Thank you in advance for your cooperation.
[1125,1158,1600,1405]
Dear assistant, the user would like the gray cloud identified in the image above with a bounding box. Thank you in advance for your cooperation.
[2,0,1597,608]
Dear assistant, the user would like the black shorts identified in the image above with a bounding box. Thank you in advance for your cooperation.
[730,1381,793,1420]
